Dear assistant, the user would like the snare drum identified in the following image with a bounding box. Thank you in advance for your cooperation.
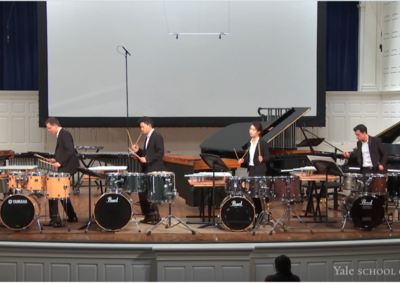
[273,175,301,202]
[147,171,175,203]
[364,173,387,195]
[8,171,26,188]
[342,173,363,192]
[105,173,125,191]
[245,176,272,199]
[341,194,384,230]
[94,191,133,231]
[225,176,246,195]
[46,172,71,199]
[122,172,148,193]
[220,195,255,231]
[0,194,40,230]
[26,171,46,193]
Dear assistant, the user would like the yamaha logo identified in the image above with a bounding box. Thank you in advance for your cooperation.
[7,199,28,204]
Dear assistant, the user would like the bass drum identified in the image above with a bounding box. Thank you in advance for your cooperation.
[0,194,40,230]
[94,192,133,231]
[220,195,255,231]
[341,194,384,230]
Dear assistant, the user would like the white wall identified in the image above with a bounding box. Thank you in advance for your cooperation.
[2,1,400,157]
[1,91,399,158]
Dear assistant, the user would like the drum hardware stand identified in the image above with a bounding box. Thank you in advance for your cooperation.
[269,184,314,235]
[196,154,230,229]
[130,212,141,233]
[146,199,196,236]
[57,184,71,232]
[77,168,105,233]
[390,194,400,226]
[252,195,286,235]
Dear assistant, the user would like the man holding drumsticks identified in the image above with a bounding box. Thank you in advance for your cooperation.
[44,117,79,227]
[131,117,166,224]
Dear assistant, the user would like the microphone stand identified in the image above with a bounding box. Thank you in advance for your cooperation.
[118,46,131,151]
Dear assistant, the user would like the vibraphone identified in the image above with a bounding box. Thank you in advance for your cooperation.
[162,153,240,207]
[9,151,141,172]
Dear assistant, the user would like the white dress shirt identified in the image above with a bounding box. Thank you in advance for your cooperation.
[361,138,373,167]
[248,138,259,166]
[145,129,155,149]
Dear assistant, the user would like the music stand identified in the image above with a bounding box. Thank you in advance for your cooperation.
[307,155,343,229]
[197,154,229,229]
[77,167,106,232]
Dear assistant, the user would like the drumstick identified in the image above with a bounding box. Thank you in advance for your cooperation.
[34,154,50,161]
[126,129,134,146]
[258,143,261,156]
[234,149,239,160]
[241,148,249,159]
[128,147,141,159]
[135,132,142,145]
[38,159,55,166]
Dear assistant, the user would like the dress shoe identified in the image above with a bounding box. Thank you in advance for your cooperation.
[139,216,155,224]
[43,218,60,227]
[52,221,65,228]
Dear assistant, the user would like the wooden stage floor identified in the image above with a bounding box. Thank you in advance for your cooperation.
[0,185,400,243]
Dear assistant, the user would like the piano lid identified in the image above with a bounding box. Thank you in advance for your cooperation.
[375,120,400,143]
[200,107,310,153]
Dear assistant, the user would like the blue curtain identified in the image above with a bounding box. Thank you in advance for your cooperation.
[326,1,359,91]
[0,2,38,90]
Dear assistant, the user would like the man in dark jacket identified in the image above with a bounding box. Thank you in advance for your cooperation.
[45,117,78,227]
[132,117,167,224]
[343,124,387,174]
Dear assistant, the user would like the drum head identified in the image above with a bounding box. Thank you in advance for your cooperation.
[220,196,255,231]
[1,195,36,229]
[94,193,132,231]
[349,195,384,230]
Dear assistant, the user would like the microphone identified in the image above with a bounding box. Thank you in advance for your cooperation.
[122,46,131,56]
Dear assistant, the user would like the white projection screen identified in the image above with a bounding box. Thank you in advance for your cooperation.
[38,1,326,127]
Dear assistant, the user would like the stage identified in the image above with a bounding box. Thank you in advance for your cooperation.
[0,185,399,243]
[1,185,400,282]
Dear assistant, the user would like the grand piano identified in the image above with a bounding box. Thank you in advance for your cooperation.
[200,107,338,176]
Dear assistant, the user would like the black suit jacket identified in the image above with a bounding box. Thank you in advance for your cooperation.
[350,136,387,172]
[241,138,271,176]
[55,128,79,175]
[137,130,167,173]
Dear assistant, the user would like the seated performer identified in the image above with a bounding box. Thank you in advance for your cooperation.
[238,121,271,222]
[132,117,165,224]
[44,117,78,227]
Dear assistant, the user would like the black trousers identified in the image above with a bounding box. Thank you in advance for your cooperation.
[49,198,76,221]
[139,190,159,216]
[248,167,264,216]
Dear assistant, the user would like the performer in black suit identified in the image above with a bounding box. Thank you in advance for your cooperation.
[132,117,166,224]
[343,124,387,174]
[44,117,78,227]
[238,121,271,220]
